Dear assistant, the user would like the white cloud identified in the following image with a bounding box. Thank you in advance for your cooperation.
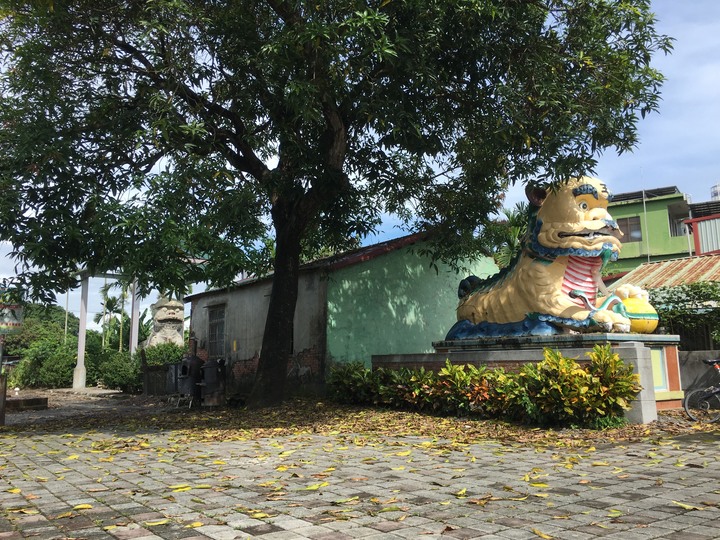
[595,0,720,203]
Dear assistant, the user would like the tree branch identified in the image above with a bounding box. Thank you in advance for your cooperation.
[109,35,270,180]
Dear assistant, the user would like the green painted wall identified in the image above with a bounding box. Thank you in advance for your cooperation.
[607,194,692,275]
[326,246,497,366]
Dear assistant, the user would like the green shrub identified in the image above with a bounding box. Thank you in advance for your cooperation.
[98,351,141,394]
[83,330,106,386]
[518,349,596,426]
[517,347,641,427]
[326,347,641,429]
[585,344,641,419]
[432,361,489,416]
[327,362,382,405]
[483,368,525,419]
[35,345,77,388]
[394,367,436,411]
[9,333,79,388]
[140,343,186,366]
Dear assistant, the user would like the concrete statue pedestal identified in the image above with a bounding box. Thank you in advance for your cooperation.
[372,333,682,424]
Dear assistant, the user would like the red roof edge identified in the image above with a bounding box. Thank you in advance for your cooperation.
[184,231,430,302]
[322,232,429,272]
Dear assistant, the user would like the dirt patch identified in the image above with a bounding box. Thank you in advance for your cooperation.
[2,387,173,427]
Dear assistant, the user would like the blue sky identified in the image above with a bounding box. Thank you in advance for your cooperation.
[510,0,720,209]
[3,0,719,323]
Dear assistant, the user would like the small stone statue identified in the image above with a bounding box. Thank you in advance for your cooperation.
[145,296,185,347]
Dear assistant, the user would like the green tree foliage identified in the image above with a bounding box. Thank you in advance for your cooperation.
[4,303,79,355]
[0,0,671,405]
[5,302,114,388]
[649,282,720,344]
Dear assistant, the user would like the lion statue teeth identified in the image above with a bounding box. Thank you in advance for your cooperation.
[446,176,654,339]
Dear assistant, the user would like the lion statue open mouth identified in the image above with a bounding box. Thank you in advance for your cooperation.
[446,176,653,339]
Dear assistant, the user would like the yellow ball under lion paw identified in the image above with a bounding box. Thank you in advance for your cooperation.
[621,297,659,334]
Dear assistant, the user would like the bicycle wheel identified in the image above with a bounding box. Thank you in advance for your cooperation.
[683,389,720,423]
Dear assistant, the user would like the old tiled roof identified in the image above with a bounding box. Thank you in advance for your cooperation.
[610,255,720,291]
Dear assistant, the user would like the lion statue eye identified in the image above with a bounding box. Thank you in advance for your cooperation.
[579,202,589,211]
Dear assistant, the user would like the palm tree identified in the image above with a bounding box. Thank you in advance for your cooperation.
[493,202,529,269]
[93,280,129,351]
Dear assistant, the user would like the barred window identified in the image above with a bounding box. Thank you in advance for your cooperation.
[207,305,225,358]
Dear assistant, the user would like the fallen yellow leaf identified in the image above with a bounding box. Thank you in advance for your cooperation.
[532,528,553,539]
[672,501,704,511]
[73,504,93,510]
[8,508,39,515]
[54,511,76,519]
[304,482,329,491]
[145,518,170,526]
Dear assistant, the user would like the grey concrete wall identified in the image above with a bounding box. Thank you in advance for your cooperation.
[188,271,327,363]
[679,350,720,390]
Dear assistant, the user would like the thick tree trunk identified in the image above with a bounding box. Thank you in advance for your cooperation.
[247,204,304,407]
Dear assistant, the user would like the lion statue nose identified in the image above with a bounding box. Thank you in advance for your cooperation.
[587,207,611,221]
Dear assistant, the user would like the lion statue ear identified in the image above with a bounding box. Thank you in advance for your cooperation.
[525,184,547,208]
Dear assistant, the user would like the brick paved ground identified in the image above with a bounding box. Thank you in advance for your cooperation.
[1,396,720,539]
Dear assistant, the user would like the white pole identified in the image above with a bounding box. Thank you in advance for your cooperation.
[129,280,140,356]
[64,289,69,344]
[73,275,89,389]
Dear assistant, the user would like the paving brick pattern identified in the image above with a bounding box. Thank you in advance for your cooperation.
[1,424,719,539]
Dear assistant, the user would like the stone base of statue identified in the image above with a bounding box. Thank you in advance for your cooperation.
[372,333,683,424]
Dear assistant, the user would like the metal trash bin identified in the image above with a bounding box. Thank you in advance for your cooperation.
[199,358,226,407]
[177,355,203,407]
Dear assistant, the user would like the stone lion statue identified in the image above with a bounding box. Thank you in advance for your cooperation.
[145,296,185,348]
[446,176,655,339]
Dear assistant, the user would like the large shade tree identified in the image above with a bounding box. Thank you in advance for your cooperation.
[0,0,670,405]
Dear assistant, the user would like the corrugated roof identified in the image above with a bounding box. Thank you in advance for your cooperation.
[610,186,680,204]
[689,200,720,219]
[610,255,720,291]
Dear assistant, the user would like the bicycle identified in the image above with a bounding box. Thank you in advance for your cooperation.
[683,358,720,423]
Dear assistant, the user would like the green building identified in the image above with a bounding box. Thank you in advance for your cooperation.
[186,233,497,393]
[606,187,693,277]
